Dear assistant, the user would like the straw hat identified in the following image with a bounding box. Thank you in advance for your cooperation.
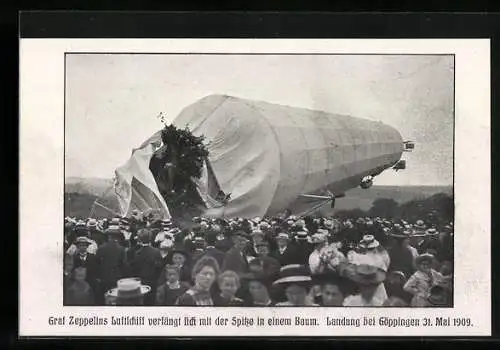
[105,225,123,238]
[359,235,380,249]
[414,220,426,230]
[294,231,309,241]
[425,228,439,237]
[273,264,312,286]
[344,264,386,286]
[106,278,151,299]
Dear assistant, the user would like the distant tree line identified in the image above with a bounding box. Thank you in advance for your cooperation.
[335,192,454,225]
[65,191,454,225]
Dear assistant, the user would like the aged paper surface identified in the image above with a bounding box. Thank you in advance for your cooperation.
[19,39,490,336]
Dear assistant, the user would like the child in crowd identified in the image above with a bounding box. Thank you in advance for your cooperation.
[156,265,191,306]
[403,253,444,307]
[213,270,245,306]
[66,266,94,306]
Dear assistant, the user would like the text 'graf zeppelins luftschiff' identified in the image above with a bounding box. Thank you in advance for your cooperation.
[170,94,413,218]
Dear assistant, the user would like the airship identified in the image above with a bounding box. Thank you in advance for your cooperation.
[165,94,413,218]
[112,94,413,219]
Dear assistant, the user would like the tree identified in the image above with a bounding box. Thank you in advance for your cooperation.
[368,198,399,218]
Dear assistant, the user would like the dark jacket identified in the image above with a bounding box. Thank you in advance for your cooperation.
[388,245,415,278]
[95,241,127,288]
[222,247,249,274]
[128,245,163,286]
[72,252,99,284]
[259,256,281,279]
[203,246,226,268]
[271,244,298,267]
[293,241,314,266]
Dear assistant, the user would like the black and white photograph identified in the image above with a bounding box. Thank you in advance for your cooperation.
[63,53,455,308]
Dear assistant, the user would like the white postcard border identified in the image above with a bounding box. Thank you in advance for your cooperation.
[19,39,491,337]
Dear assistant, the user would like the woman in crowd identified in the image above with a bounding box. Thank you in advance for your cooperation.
[155,265,191,306]
[241,272,274,306]
[343,264,388,306]
[312,272,346,306]
[308,232,329,275]
[347,235,389,304]
[176,256,220,306]
[274,264,319,306]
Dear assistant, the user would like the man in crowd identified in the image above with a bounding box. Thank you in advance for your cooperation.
[128,228,163,306]
[95,225,128,305]
[203,232,226,268]
[222,230,251,275]
[271,232,297,266]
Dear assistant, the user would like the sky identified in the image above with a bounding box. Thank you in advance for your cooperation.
[65,54,454,186]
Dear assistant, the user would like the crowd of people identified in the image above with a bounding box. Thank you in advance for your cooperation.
[63,208,454,307]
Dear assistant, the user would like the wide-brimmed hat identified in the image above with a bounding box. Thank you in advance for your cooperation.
[414,220,426,230]
[344,264,386,285]
[311,271,345,287]
[359,235,380,249]
[106,278,151,299]
[273,264,312,285]
[105,225,123,237]
[389,229,412,239]
[415,253,434,266]
[74,236,92,246]
[87,218,98,227]
[425,228,439,237]
[294,231,309,241]
[110,218,121,225]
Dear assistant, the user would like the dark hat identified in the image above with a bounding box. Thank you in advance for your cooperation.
[311,271,345,287]
[105,225,123,237]
[273,264,312,286]
[343,264,386,285]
